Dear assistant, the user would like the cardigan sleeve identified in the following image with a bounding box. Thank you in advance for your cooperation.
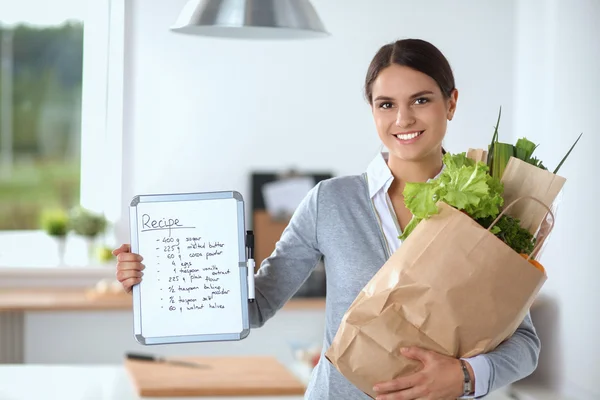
[248,182,324,328]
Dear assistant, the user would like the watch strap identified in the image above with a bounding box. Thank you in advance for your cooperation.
[459,359,473,396]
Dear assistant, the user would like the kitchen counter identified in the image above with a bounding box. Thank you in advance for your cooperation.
[0,364,517,400]
[0,364,306,400]
[0,288,326,364]
[0,288,325,312]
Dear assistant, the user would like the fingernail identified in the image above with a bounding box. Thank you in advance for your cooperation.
[138,256,144,261]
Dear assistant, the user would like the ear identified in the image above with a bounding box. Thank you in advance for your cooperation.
[447,89,459,121]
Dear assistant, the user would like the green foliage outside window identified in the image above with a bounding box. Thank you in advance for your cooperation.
[0,22,83,230]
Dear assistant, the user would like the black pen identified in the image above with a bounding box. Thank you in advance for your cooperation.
[246,230,255,303]
[126,352,210,369]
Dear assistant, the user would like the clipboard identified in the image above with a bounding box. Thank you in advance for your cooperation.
[129,191,255,345]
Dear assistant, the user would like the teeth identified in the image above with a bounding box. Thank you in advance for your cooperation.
[396,131,422,140]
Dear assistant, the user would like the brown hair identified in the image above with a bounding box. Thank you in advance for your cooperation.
[364,38,456,104]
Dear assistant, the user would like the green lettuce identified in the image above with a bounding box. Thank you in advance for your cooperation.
[399,152,504,240]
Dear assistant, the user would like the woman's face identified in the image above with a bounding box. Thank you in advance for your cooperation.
[370,64,458,162]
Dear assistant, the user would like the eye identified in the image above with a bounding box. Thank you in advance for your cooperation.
[414,97,429,105]
[378,102,393,109]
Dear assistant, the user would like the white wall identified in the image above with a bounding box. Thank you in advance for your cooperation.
[116,0,516,240]
[513,1,600,398]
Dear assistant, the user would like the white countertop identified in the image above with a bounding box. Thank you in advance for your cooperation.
[0,364,519,400]
[0,365,305,400]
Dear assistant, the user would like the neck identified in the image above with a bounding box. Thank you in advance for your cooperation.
[387,149,444,197]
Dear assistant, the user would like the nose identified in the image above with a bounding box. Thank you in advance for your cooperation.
[395,108,416,128]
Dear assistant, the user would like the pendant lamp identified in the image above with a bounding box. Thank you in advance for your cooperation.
[170,0,329,40]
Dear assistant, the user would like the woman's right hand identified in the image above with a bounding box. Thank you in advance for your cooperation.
[113,244,145,293]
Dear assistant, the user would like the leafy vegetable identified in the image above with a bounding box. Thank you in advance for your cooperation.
[398,151,536,257]
[476,214,536,255]
[515,137,546,170]
[399,152,504,240]
[397,108,581,260]
[514,137,537,160]
[487,107,546,179]
[487,106,582,179]
[553,132,583,174]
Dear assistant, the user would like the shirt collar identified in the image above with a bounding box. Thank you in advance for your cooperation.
[366,152,394,198]
[365,152,446,199]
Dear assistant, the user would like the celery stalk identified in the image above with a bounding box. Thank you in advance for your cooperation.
[487,106,515,180]
[492,143,515,180]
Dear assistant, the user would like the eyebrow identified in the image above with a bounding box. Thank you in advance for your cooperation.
[373,90,435,102]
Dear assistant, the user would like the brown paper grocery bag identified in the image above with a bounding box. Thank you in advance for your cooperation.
[500,157,566,235]
[466,148,488,163]
[325,201,548,399]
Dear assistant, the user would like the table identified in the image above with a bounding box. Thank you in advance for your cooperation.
[0,365,306,400]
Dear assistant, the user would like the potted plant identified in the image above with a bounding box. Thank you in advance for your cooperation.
[68,206,108,263]
[40,208,70,265]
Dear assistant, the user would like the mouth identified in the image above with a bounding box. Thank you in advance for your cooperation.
[393,130,424,142]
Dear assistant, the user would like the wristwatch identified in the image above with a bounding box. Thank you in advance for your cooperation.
[459,359,473,397]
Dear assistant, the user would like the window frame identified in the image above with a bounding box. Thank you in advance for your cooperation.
[80,0,125,223]
[0,0,125,273]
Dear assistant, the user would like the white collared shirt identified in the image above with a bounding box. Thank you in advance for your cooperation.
[365,152,491,398]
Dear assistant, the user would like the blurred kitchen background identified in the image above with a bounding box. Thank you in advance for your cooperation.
[0,0,598,399]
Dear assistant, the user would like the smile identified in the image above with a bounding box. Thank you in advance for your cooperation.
[394,131,424,141]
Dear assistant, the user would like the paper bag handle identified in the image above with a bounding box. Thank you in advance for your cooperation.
[486,195,555,260]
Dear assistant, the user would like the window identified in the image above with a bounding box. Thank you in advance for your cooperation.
[0,0,124,268]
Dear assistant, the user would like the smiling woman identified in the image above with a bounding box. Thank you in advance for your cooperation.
[114,37,541,400]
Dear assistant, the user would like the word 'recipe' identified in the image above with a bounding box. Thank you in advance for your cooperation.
[141,214,194,236]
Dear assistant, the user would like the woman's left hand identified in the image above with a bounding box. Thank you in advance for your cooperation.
[372,347,470,400]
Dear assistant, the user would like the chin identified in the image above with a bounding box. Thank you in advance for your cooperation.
[388,139,443,161]
[388,146,433,162]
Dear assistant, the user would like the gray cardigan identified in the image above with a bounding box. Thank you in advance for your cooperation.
[248,174,540,399]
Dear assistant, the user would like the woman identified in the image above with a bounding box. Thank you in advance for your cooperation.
[114,38,540,400]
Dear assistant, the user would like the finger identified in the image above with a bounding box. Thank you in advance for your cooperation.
[116,269,143,282]
[112,244,131,256]
[401,347,432,363]
[375,385,427,400]
[373,374,421,394]
[116,252,143,263]
[116,261,145,272]
[112,244,129,256]
[121,277,141,293]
